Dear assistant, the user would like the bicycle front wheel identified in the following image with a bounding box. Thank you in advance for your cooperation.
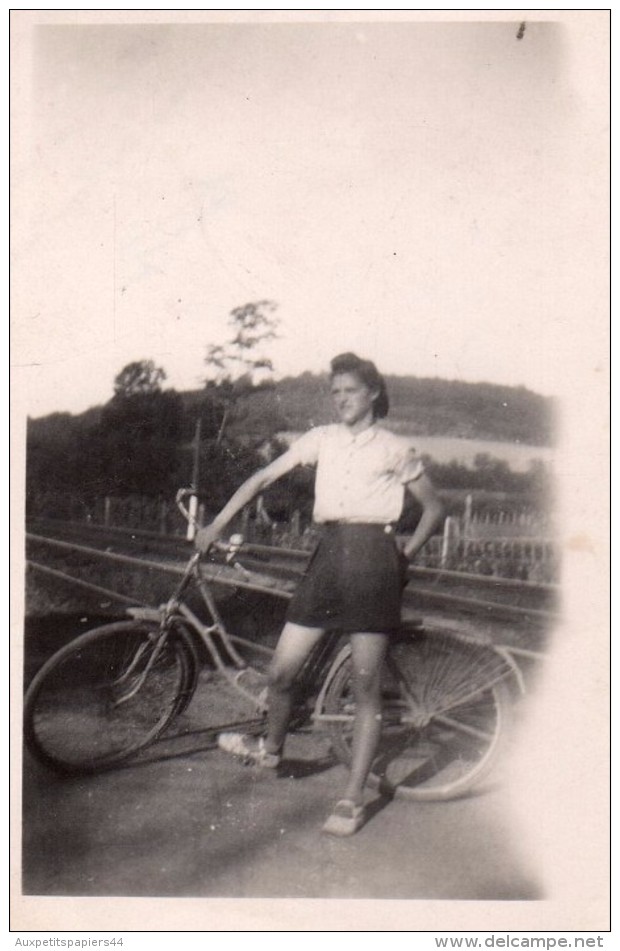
[24,620,196,774]
[325,631,514,801]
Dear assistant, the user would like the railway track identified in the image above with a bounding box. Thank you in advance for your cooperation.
[26,519,557,651]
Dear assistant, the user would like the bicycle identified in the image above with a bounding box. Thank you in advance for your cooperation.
[23,490,519,801]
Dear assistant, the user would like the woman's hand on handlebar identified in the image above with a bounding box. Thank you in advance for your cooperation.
[195,523,222,554]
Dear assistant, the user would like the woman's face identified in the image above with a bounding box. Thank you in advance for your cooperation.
[330,372,378,428]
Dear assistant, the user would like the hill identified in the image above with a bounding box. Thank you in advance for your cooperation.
[29,373,555,449]
[25,373,555,523]
[180,373,555,448]
[276,373,554,445]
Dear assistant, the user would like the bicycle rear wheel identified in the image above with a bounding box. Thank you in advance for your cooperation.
[325,630,513,801]
[24,620,196,774]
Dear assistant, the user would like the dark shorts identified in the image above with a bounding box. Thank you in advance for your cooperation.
[286,523,409,634]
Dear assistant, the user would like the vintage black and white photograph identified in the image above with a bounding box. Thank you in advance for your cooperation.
[12,9,609,933]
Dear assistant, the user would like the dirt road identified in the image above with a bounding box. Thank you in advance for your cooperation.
[22,684,541,901]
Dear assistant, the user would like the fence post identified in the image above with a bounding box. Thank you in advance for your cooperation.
[441,516,459,568]
[464,494,472,540]
[291,510,301,541]
[241,506,251,539]
[256,495,273,526]
[104,497,111,528]
[186,495,198,542]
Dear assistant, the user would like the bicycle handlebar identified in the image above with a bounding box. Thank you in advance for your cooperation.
[175,488,244,560]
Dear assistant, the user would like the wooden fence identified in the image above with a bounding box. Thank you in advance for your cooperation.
[26,491,559,583]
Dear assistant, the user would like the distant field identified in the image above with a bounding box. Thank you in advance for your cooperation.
[394,433,554,471]
[278,430,554,472]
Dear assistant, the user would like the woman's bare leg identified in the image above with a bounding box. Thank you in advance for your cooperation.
[263,622,325,754]
[341,632,389,804]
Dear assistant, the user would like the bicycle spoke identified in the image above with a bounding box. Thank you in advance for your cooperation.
[25,622,191,772]
[434,713,494,744]
[325,632,512,800]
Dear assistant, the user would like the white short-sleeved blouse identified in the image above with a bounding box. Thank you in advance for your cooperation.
[284,424,424,524]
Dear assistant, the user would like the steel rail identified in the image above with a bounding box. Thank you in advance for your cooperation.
[26,526,557,624]
[26,561,149,606]
[404,585,557,622]
[406,564,558,595]
[28,518,557,594]
[26,533,295,600]
[25,534,548,665]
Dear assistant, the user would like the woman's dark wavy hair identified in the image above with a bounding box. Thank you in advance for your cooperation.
[329,352,390,419]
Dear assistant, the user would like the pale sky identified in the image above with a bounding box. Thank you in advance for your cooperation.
[12,13,609,418]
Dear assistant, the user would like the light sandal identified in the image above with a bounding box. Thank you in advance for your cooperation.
[217,733,281,768]
[322,799,367,837]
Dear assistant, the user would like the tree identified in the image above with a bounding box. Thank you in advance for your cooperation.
[114,360,166,398]
[205,301,279,384]
[95,389,183,498]
[77,360,183,499]
[204,301,279,443]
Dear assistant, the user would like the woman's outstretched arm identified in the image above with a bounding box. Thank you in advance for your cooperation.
[195,450,300,552]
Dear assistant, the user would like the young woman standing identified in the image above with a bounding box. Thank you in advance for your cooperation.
[196,352,444,835]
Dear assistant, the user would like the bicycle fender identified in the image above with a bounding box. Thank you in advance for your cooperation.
[493,646,527,696]
[169,621,201,714]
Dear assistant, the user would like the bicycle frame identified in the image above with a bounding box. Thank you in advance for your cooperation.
[124,545,357,727]
[126,551,270,707]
